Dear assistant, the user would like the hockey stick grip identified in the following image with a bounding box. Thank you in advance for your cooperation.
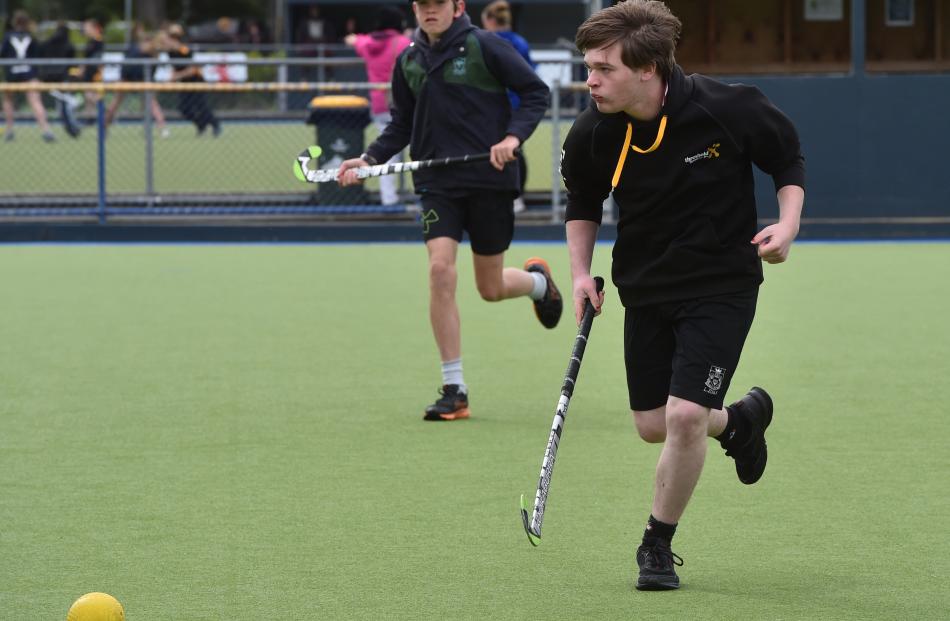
[579,276,605,331]
[562,276,604,398]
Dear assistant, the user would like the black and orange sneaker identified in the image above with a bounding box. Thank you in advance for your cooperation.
[720,386,774,484]
[635,539,683,591]
[423,384,470,421]
[524,257,563,329]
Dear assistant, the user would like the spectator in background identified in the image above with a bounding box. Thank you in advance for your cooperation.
[481,0,536,213]
[40,22,82,138]
[239,19,268,52]
[296,6,337,81]
[104,23,169,138]
[297,6,336,47]
[164,23,221,137]
[39,22,75,82]
[48,17,106,131]
[211,17,239,45]
[1,10,56,142]
[69,17,106,121]
[344,6,411,206]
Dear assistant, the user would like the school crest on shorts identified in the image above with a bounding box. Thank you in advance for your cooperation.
[704,365,726,395]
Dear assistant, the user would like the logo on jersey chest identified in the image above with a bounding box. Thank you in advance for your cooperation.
[452,57,467,76]
[685,142,721,164]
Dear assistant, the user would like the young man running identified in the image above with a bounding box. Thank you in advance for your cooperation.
[337,0,560,421]
[561,0,804,589]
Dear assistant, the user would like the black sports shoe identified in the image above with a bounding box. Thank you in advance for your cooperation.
[524,257,562,329]
[636,539,683,591]
[423,384,470,421]
[721,386,774,484]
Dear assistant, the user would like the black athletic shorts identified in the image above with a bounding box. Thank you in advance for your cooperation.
[624,288,758,411]
[418,189,515,255]
[4,70,36,83]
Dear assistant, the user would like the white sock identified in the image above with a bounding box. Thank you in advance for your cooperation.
[441,358,466,393]
[528,271,547,300]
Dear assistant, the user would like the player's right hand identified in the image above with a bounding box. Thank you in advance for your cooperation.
[572,274,604,324]
[337,157,369,186]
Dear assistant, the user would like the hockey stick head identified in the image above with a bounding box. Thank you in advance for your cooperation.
[520,494,541,546]
[293,145,323,182]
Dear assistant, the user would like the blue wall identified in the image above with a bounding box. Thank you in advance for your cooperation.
[739,0,949,238]
[746,73,950,230]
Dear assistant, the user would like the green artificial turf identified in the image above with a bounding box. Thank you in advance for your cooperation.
[0,243,947,619]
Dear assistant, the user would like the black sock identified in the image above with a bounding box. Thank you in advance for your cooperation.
[716,406,750,447]
[643,514,677,544]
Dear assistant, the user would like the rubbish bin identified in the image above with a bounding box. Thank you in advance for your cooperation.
[307,95,371,205]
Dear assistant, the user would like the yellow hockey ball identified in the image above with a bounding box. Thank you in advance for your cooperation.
[66,592,125,621]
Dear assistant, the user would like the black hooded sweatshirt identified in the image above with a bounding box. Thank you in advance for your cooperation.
[561,65,805,308]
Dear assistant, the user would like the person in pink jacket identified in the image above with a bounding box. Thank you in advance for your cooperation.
[345,7,411,206]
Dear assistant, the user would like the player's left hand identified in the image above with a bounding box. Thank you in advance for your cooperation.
[752,221,798,264]
[489,135,521,171]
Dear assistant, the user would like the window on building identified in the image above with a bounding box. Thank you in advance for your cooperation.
[667,0,949,75]
[867,0,950,72]
[669,0,851,75]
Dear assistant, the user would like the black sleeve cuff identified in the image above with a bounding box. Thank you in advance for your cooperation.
[772,157,805,192]
[564,199,604,225]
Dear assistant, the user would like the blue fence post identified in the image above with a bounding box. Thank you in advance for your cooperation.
[144,60,155,202]
[97,98,107,223]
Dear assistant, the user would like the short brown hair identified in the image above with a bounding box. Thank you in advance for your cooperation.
[575,0,681,80]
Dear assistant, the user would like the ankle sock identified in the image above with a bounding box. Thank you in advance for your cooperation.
[643,514,677,544]
[441,358,466,394]
[716,406,750,447]
[528,271,547,300]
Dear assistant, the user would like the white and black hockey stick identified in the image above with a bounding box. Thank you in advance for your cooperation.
[520,276,605,546]
[293,145,497,184]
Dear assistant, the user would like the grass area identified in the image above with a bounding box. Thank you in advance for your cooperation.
[0,243,947,619]
[0,122,313,195]
[0,119,568,197]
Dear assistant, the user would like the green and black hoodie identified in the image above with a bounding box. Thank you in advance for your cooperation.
[365,14,549,192]
[561,65,805,308]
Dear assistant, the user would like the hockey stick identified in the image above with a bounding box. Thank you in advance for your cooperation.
[520,276,605,546]
[293,145,496,184]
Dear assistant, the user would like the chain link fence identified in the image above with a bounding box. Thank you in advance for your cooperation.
[0,57,589,223]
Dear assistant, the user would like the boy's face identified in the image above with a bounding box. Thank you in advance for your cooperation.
[413,0,465,39]
[584,42,652,115]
